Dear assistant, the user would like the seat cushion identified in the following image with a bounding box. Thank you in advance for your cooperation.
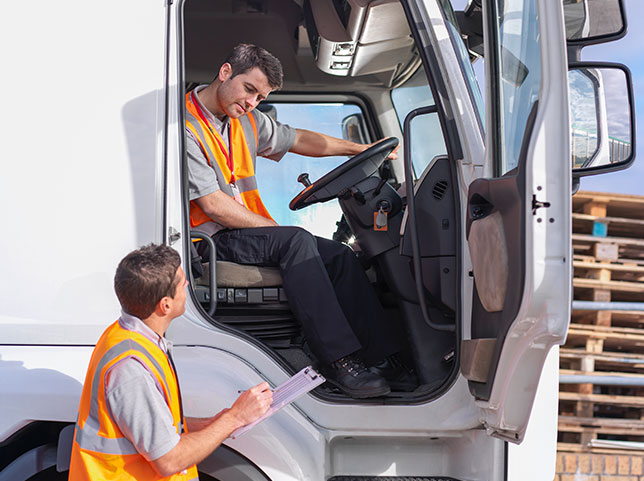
[200,261,283,288]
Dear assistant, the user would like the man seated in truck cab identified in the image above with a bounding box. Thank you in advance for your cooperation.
[186,43,408,399]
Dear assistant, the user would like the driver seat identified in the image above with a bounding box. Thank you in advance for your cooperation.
[191,235,301,348]
[196,260,286,304]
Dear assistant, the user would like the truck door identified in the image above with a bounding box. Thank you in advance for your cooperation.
[460,0,572,443]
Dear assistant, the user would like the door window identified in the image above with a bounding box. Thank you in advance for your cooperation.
[439,0,485,131]
[490,0,542,175]
[256,102,367,239]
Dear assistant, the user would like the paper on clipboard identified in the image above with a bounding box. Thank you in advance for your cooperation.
[230,366,325,438]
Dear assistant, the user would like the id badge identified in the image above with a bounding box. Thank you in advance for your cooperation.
[230,183,244,205]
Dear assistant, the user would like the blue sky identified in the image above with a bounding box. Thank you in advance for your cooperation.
[576,0,643,194]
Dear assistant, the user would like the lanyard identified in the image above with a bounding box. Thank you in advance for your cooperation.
[190,91,236,183]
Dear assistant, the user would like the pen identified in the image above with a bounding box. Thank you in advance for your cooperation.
[238,387,274,393]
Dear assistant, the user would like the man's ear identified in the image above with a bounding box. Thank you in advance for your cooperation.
[156,296,172,316]
[218,63,233,82]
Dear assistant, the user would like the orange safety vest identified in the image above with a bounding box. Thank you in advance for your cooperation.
[68,321,199,481]
[185,91,274,229]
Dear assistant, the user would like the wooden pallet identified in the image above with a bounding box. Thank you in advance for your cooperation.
[560,349,644,373]
[558,191,644,451]
[572,213,644,240]
[572,311,644,329]
[565,323,644,353]
[558,415,644,442]
[574,277,644,294]
[572,235,644,263]
[572,191,644,222]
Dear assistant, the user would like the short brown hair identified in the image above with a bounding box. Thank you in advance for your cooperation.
[225,44,283,89]
[114,244,182,320]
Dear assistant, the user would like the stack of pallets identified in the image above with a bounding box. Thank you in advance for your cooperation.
[558,191,644,453]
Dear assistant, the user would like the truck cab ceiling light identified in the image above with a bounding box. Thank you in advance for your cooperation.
[333,42,355,56]
[330,60,351,70]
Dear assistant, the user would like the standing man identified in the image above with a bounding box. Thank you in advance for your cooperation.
[68,244,273,480]
[186,44,406,399]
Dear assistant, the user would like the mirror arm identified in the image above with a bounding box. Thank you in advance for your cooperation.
[571,176,580,196]
[567,45,581,64]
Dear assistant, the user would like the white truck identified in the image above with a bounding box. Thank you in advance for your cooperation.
[0,0,636,480]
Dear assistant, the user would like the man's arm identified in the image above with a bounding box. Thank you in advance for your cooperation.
[151,382,273,477]
[184,416,218,432]
[290,129,399,159]
[195,190,277,229]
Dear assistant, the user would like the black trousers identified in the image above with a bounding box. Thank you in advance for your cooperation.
[210,226,401,365]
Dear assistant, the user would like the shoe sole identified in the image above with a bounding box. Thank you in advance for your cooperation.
[324,379,391,399]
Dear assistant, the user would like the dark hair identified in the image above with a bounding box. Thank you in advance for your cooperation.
[114,244,182,320]
[225,44,283,89]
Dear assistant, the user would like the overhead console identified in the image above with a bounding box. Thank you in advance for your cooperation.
[303,0,413,79]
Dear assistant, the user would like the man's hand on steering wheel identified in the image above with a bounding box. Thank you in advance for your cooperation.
[361,140,400,160]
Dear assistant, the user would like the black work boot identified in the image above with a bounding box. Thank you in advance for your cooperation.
[322,354,391,398]
[369,354,417,391]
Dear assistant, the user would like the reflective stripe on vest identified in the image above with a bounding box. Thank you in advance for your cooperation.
[68,321,198,481]
[185,91,273,229]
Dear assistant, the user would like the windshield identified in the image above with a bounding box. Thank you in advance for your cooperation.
[256,102,364,239]
[490,0,542,175]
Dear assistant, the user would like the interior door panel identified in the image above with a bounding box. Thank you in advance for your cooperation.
[464,172,526,399]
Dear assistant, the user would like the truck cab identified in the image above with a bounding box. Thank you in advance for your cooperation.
[0,0,635,480]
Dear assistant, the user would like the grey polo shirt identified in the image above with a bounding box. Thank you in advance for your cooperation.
[186,84,296,203]
[104,312,181,461]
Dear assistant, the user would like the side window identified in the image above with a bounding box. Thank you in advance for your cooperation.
[391,70,447,177]
[256,102,367,239]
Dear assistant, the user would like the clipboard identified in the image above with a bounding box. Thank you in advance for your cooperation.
[230,366,325,438]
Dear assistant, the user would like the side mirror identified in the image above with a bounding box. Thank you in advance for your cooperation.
[341,113,369,144]
[569,63,635,176]
[564,0,627,45]
[256,103,278,122]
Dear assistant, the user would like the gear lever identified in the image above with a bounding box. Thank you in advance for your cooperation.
[297,173,312,188]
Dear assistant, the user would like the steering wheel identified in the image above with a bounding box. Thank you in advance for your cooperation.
[289,137,399,211]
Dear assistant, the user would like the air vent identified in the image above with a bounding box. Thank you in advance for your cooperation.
[432,180,449,200]
[217,310,302,348]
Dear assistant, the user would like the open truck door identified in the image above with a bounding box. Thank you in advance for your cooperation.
[460,0,573,443]
[459,0,634,443]
[398,0,572,444]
